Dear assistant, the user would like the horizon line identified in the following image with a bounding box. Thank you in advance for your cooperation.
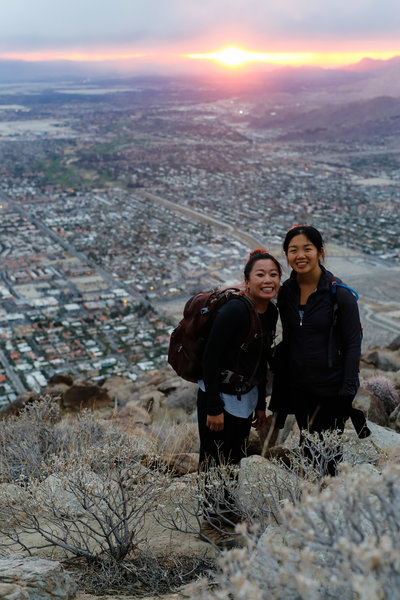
[0,48,399,70]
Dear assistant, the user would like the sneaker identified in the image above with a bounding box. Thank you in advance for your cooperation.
[219,509,245,526]
[199,519,242,549]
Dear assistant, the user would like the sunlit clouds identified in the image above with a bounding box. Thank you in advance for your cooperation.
[185,46,400,68]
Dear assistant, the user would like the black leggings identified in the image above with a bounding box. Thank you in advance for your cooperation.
[197,389,253,470]
[294,394,347,476]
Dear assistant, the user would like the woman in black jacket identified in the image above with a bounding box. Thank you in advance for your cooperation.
[198,249,281,543]
[198,249,281,471]
[270,225,364,475]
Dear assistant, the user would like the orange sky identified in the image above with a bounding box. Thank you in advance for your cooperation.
[1,46,399,70]
[1,0,399,73]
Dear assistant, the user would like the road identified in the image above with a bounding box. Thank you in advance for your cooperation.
[139,191,267,250]
[0,349,25,395]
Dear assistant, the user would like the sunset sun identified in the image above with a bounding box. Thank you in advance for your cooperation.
[187,46,274,67]
[206,47,256,66]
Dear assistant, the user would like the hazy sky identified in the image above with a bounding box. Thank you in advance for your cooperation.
[1,0,400,67]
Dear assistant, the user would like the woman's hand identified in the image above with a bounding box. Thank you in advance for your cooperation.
[206,413,224,431]
[252,409,268,430]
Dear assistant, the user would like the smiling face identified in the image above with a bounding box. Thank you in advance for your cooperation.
[286,233,323,276]
[246,258,280,308]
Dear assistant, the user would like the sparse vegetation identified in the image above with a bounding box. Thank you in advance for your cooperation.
[0,398,213,595]
[188,462,400,600]
[0,393,399,597]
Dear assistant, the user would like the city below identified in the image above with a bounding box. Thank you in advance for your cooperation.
[0,70,399,405]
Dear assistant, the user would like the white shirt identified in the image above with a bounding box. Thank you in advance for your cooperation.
[198,379,258,419]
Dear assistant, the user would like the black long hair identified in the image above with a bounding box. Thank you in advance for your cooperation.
[282,225,324,256]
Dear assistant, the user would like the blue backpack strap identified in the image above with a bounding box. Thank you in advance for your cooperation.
[328,275,360,368]
[331,277,359,301]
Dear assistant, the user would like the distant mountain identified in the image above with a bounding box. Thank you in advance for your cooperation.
[0,59,127,83]
[249,94,400,142]
[344,55,400,72]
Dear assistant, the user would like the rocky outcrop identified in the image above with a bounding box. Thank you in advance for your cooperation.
[353,388,389,426]
[387,334,400,352]
[0,556,77,599]
[62,384,114,410]
[0,391,40,418]
[48,372,75,387]
[363,348,400,372]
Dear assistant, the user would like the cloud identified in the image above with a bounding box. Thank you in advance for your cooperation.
[0,0,399,54]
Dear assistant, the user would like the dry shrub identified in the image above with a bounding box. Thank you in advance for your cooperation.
[152,417,199,455]
[0,431,168,560]
[0,396,61,481]
[188,462,400,600]
[65,550,214,596]
[0,397,214,595]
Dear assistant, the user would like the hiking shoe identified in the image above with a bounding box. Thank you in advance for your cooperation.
[199,519,243,549]
[219,509,246,526]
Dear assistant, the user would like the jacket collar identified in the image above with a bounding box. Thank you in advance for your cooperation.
[287,263,333,292]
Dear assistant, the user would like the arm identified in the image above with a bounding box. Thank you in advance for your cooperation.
[254,303,278,429]
[202,299,249,416]
[336,287,362,397]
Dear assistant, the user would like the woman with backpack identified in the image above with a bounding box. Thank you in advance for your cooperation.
[198,249,281,473]
[196,249,281,545]
[270,224,368,476]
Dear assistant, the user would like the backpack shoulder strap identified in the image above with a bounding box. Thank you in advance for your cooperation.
[223,294,263,391]
[236,294,262,349]
[328,275,360,367]
[330,276,359,301]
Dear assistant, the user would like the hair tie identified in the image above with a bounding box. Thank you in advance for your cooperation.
[248,248,268,259]
[288,223,310,231]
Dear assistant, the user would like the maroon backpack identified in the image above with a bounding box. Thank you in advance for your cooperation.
[168,287,261,383]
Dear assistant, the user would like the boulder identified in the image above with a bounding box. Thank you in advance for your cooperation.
[238,454,300,514]
[114,404,152,426]
[364,349,400,372]
[387,334,400,351]
[0,556,77,599]
[137,390,164,413]
[36,474,84,517]
[349,421,400,460]
[62,384,113,410]
[157,379,198,414]
[48,372,75,387]
[41,383,69,401]
[0,392,40,419]
[353,388,389,426]
[160,452,199,476]
[389,404,400,433]
[101,376,139,407]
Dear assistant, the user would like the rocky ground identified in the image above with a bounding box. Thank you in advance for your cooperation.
[1,334,400,599]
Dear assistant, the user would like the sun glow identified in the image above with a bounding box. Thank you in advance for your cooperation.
[186,46,399,68]
[187,46,289,67]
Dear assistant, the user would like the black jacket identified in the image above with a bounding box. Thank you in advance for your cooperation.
[270,265,361,414]
[201,297,278,416]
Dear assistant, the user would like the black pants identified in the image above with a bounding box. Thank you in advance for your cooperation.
[197,388,253,470]
[197,389,253,518]
[294,393,347,476]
